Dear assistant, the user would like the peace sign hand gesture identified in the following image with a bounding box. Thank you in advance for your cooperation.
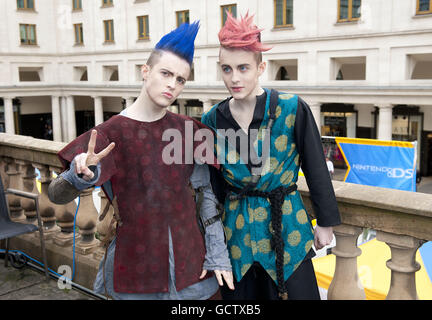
[74,129,116,181]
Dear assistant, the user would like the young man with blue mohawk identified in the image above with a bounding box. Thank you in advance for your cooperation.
[48,22,234,299]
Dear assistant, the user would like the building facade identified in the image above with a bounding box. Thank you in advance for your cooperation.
[0,0,432,174]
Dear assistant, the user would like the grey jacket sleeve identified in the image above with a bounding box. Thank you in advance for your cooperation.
[190,163,232,271]
[48,155,101,205]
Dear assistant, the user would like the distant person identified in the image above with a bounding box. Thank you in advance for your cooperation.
[326,157,334,179]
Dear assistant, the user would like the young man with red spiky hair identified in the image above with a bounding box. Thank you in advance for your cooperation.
[201,12,341,300]
[48,22,234,300]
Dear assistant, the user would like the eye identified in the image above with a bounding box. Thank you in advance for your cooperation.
[239,65,248,72]
[161,70,169,77]
[177,78,186,85]
[221,66,231,73]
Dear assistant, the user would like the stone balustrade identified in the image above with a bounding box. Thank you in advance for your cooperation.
[0,132,431,299]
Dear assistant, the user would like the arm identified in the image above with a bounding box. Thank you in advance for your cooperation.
[48,129,115,204]
[190,163,234,289]
[48,156,100,205]
[294,97,342,249]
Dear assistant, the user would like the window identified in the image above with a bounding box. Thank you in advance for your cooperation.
[102,0,113,7]
[332,56,366,80]
[137,15,149,40]
[19,24,37,45]
[74,23,84,45]
[17,0,34,10]
[72,0,82,10]
[338,0,361,22]
[417,0,432,14]
[221,4,237,26]
[104,20,114,42]
[407,54,432,79]
[176,10,190,27]
[274,0,293,27]
[19,67,42,81]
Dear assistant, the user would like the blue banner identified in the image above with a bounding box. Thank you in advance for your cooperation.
[335,138,417,192]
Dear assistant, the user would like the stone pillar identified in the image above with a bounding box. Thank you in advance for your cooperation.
[93,96,104,126]
[376,231,422,300]
[378,104,393,141]
[124,97,134,108]
[51,96,62,142]
[76,188,100,254]
[202,99,212,114]
[66,96,77,142]
[16,161,38,225]
[60,97,69,142]
[52,164,79,247]
[34,164,60,239]
[4,158,25,222]
[327,224,366,300]
[178,100,186,116]
[309,102,322,135]
[4,97,15,135]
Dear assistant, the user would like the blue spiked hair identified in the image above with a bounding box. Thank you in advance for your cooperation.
[154,21,200,66]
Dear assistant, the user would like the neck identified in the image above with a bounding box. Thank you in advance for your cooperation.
[231,86,264,112]
[125,86,167,122]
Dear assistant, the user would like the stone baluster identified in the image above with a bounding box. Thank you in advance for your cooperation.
[376,231,423,300]
[34,164,60,238]
[4,157,25,222]
[93,189,114,260]
[16,161,39,225]
[327,224,366,300]
[0,157,9,189]
[76,187,100,255]
[51,167,80,247]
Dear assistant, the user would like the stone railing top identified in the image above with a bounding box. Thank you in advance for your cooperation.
[298,177,432,242]
[0,133,66,169]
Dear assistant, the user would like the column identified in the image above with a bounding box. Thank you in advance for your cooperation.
[60,97,68,142]
[378,104,393,141]
[93,96,104,126]
[202,99,213,114]
[66,96,76,142]
[178,100,186,116]
[51,96,62,142]
[4,97,15,135]
[124,97,134,108]
[376,231,422,300]
[327,224,366,300]
[309,102,322,135]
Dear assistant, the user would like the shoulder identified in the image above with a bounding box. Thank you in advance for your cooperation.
[201,103,220,126]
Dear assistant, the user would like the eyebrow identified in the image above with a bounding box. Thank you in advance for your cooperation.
[220,64,250,68]
[161,68,187,82]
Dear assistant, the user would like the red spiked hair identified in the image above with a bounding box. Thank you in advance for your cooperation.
[218,11,271,52]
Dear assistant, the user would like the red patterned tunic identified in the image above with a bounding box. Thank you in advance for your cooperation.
[57,112,218,293]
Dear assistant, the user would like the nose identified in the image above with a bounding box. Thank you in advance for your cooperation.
[231,70,240,83]
[167,77,176,90]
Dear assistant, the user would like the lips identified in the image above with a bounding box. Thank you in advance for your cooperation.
[231,87,243,93]
[162,92,173,99]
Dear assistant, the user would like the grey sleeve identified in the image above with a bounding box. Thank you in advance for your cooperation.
[48,156,101,205]
[190,163,232,271]
[60,156,101,190]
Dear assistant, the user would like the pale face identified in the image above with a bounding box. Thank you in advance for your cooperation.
[141,51,191,109]
[219,47,266,101]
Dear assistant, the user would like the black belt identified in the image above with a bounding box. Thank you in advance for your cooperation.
[227,183,298,300]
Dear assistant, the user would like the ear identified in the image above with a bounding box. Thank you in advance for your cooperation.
[258,61,266,77]
[141,64,150,81]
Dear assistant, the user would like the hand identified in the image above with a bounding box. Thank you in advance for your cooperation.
[74,130,115,181]
[314,225,334,250]
[200,269,235,290]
